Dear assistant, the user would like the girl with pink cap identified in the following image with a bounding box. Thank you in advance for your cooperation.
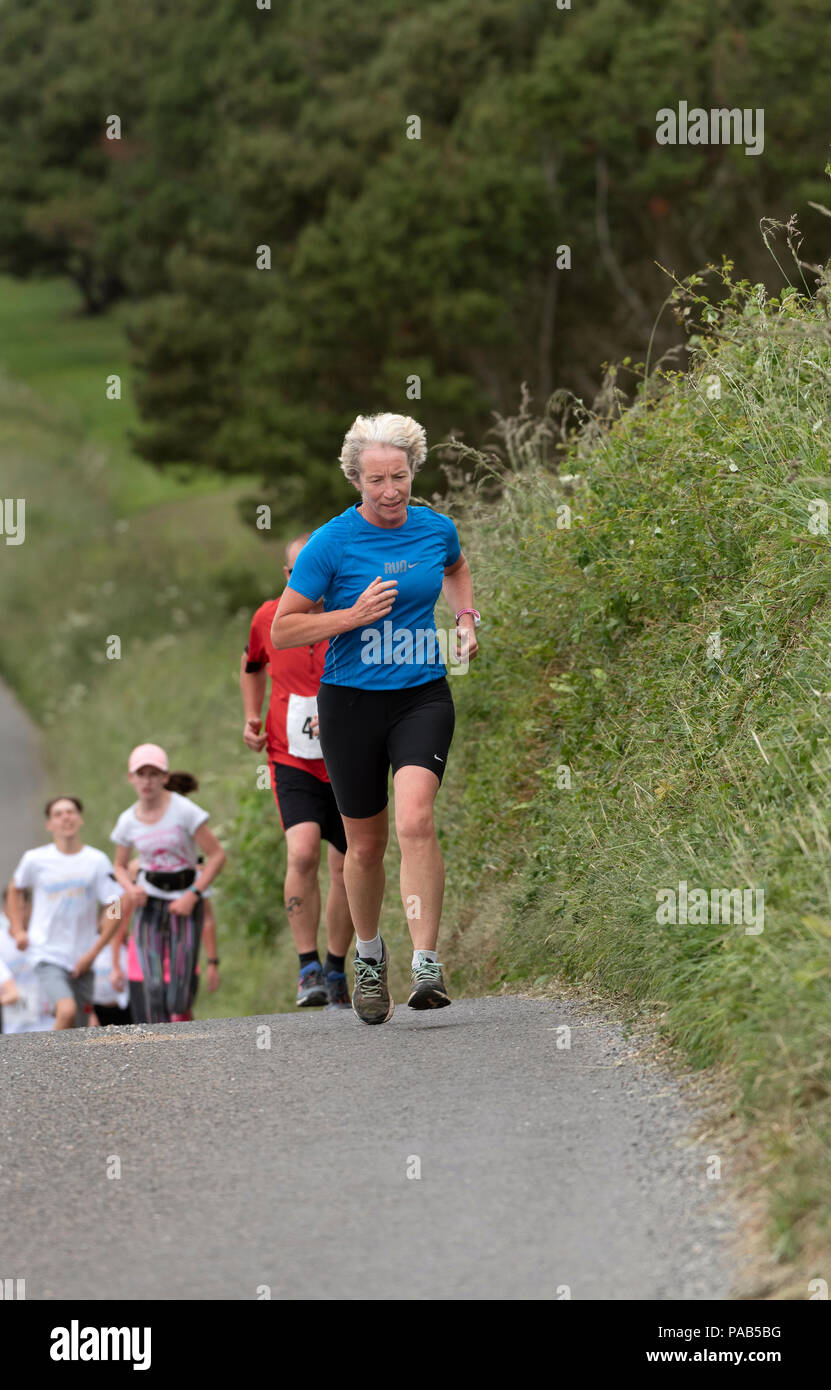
[110,744,226,1023]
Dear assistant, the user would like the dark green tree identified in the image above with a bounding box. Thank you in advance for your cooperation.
[1,0,829,522]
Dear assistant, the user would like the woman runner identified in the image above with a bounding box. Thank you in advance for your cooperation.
[272,413,479,1024]
[111,744,225,1023]
[113,844,214,1024]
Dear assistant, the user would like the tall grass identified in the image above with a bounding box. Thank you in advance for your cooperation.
[436,257,831,1264]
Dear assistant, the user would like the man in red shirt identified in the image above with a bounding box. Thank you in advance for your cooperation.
[241,534,354,1008]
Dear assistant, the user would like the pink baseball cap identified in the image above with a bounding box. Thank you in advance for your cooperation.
[128,743,169,774]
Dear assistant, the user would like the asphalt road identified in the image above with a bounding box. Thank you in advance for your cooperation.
[0,996,739,1300]
[0,676,739,1300]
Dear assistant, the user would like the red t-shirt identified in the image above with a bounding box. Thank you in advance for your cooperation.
[245,599,330,783]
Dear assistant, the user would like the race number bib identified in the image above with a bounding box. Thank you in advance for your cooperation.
[286,693,322,759]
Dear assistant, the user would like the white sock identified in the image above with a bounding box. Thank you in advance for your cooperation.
[357,933,382,962]
[412,949,438,967]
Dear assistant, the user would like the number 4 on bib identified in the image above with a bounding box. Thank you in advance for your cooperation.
[286,693,323,759]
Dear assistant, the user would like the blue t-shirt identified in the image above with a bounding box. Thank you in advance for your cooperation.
[288,503,462,689]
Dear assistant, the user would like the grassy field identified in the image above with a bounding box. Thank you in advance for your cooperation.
[0,274,422,1016]
[0,275,301,1014]
[0,274,231,512]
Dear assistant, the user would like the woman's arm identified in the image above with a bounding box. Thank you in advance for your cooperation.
[112,844,136,895]
[442,552,474,612]
[442,553,479,661]
[168,823,226,919]
[192,825,225,892]
[271,579,399,649]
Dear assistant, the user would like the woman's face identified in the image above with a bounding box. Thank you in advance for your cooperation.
[130,766,167,800]
[355,445,412,526]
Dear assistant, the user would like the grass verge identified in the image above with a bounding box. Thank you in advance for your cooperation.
[436,256,831,1275]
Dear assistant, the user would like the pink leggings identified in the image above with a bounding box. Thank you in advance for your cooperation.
[133,894,203,1023]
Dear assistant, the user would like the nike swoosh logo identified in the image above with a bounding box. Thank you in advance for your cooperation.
[408,562,420,569]
[433,754,444,761]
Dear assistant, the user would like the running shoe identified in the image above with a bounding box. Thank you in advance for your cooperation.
[408,956,451,1010]
[324,969,351,1010]
[352,940,394,1025]
[296,961,328,1007]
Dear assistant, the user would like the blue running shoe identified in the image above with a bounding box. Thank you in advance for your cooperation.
[296,961,328,1007]
[324,969,351,1010]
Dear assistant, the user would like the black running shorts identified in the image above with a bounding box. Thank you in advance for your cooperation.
[272,763,348,855]
[316,676,455,820]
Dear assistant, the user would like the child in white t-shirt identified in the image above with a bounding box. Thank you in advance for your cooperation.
[111,744,225,1023]
[7,798,127,1029]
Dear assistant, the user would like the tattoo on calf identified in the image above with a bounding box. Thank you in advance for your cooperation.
[286,896,303,916]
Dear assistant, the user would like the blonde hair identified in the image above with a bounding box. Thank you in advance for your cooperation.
[339,413,427,483]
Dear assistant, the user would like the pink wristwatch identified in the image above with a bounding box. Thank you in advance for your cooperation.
[455,608,481,627]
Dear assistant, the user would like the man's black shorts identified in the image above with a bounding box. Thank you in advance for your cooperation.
[316,676,455,820]
[272,762,348,854]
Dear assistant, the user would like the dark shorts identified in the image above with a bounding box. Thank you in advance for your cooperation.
[272,762,348,855]
[316,676,455,820]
